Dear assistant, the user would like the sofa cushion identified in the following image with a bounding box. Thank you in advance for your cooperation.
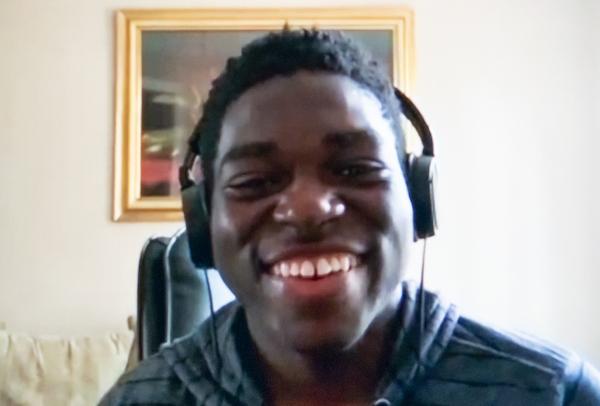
[0,330,133,406]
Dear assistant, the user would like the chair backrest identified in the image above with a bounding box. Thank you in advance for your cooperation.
[137,236,169,360]
[136,228,234,360]
[164,228,210,344]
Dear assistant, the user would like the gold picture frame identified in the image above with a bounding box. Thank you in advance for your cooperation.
[113,8,414,221]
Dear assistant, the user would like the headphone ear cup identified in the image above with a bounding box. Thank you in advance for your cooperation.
[408,154,438,239]
[181,183,214,268]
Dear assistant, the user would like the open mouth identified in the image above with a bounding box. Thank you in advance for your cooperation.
[270,253,360,279]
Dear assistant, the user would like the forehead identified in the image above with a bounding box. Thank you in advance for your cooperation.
[216,72,397,164]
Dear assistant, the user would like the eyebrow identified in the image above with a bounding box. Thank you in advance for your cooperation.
[322,130,377,149]
[219,141,277,169]
[218,129,376,168]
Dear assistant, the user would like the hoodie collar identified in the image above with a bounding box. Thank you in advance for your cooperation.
[375,282,459,404]
[187,281,459,405]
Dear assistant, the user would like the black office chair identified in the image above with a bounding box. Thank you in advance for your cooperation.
[136,228,233,360]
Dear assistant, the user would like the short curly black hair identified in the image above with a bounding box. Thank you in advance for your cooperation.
[188,28,405,195]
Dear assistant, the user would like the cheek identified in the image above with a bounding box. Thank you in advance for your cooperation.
[352,180,413,293]
[210,198,236,261]
[210,195,269,254]
[209,197,273,301]
[209,201,253,298]
[382,179,414,260]
[352,179,413,242]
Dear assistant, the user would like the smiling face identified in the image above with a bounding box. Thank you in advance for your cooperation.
[210,72,414,352]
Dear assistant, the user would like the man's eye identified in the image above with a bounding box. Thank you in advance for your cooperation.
[333,161,388,181]
[338,165,373,177]
[231,177,269,189]
[225,174,283,198]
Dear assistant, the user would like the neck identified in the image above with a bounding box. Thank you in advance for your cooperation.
[248,300,401,406]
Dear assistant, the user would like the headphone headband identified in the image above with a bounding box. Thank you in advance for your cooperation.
[179,149,197,191]
[393,88,434,157]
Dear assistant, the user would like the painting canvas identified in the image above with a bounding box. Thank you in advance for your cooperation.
[140,30,393,198]
[114,9,413,221]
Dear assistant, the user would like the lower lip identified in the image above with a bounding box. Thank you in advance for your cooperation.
[263,267,363,300]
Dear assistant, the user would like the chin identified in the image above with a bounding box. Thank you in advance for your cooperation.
[289,333,355,355]
[282,314,368,354]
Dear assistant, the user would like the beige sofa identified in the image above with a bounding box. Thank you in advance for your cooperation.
[0,322,134,406]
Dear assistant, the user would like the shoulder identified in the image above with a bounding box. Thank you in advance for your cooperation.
[100,302,243,405]
[435,315,600,404]
[449,316,580,381]
[98,350,191,405]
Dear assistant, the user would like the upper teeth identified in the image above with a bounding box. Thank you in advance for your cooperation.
[271,253,358,278]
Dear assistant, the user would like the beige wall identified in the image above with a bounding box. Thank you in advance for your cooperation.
[1,0,599,367]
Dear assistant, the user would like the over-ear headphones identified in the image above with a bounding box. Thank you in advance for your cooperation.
[179,88,437,269]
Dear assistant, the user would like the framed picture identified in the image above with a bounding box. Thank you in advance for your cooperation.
[113,8,414,221]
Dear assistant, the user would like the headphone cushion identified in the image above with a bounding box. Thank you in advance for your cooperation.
[181,184,214,268]
[408,155,438,239]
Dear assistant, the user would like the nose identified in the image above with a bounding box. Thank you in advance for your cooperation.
[273,176,345,233]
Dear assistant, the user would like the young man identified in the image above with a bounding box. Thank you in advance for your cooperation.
[102,29,600,405]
